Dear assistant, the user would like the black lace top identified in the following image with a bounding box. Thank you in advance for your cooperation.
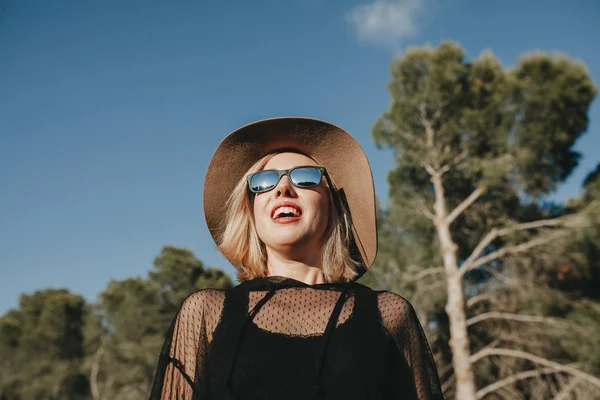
[148,276,443,399]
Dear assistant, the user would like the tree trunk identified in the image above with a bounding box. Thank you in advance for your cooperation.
[431,173,478,400]
[445,275,477,399]
[90,347,104,400]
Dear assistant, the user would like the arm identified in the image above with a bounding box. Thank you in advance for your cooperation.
[148,292,208,400]
[378,292,444,400]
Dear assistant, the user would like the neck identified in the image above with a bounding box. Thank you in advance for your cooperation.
[265,248,326,285]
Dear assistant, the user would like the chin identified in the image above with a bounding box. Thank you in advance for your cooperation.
[269,236,308,249]
[263,232,310,248]
[268,231,327,253]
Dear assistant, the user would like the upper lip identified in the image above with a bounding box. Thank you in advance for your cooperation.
[271,202,303,219]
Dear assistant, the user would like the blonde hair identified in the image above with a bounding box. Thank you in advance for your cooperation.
[217,152,362,283]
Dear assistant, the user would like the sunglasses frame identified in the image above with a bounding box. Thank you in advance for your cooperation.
[246,165,333,194]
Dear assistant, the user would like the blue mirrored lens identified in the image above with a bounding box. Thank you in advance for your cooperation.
[290,167,322,187]
[249,170,279,192]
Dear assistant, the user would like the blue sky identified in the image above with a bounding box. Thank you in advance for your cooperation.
[1,0,599,313]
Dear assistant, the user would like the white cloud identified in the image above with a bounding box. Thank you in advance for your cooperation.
[346,0,425,47]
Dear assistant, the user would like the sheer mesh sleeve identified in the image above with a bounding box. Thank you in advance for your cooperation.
[377,291,444,400]
[148,290,224,400]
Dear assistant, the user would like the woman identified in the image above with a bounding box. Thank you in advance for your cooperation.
[149,117,443,400]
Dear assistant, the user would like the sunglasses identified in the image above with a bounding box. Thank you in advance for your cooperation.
[247,166,331,194]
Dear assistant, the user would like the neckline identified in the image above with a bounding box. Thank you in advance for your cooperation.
[239,275,357,291]
[247,304,358,338]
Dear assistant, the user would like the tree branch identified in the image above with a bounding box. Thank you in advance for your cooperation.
[397,129,418,142]
[90,346,105,400]
[446,187,485,226]
[470,348,600,390]
[582,298,600,314]
[415,200,436,221]
[461,218,564,278]
[470,232,565,273]
[402,267,445,283]
[420,103,435,150]
[476,366,570,399]
[460,224,566,278]
[466,293,494,308]
[459,210,595,279]
[439,164,451,175]
[434,150,468,177]
[437,361,454,379]
[552,377,583,400]
[466,312,567,328]
[421,280,446,293]
[480,265,511,283]
[441,374,455,394]
[423,163,437,177]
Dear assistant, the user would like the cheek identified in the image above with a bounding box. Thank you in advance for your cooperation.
[252,198,258,219]
[252,196,270,236]
[314,194,331,227]
[252,198,264,224]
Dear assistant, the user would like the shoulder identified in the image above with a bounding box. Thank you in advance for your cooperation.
[350,283,417,317]
[180,288,226,310]
[177,289,227,329]
[375,290,414,311]
[373,290,420,333]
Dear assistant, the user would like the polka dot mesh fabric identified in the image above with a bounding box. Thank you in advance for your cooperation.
[149,276,443,400]
[248,288,355,337]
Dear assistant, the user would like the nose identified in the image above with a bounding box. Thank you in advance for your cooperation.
[273,175,297,198]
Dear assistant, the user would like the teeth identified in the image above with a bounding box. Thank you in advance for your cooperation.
[273,206,300,219]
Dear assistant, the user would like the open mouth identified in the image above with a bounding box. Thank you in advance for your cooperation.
[271,204,303,221]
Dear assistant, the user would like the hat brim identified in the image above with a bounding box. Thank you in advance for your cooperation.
[203,116,377,276]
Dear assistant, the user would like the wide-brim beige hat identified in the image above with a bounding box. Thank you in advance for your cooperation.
[203,116,377,278]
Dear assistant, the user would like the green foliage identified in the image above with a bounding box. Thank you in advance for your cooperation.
[375,42,596,201]
[561,304,600,373]
[93,277,164,399]
[581,162,600,203]
[0,289,88,400]
[372,41,597,273]
[0,246,233,400]
[149,246,231,315]
[368,41,599,398]
[90,246,233,399]
[375,43,528,265]
[548,165,600,301]
[514,55,597,197]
